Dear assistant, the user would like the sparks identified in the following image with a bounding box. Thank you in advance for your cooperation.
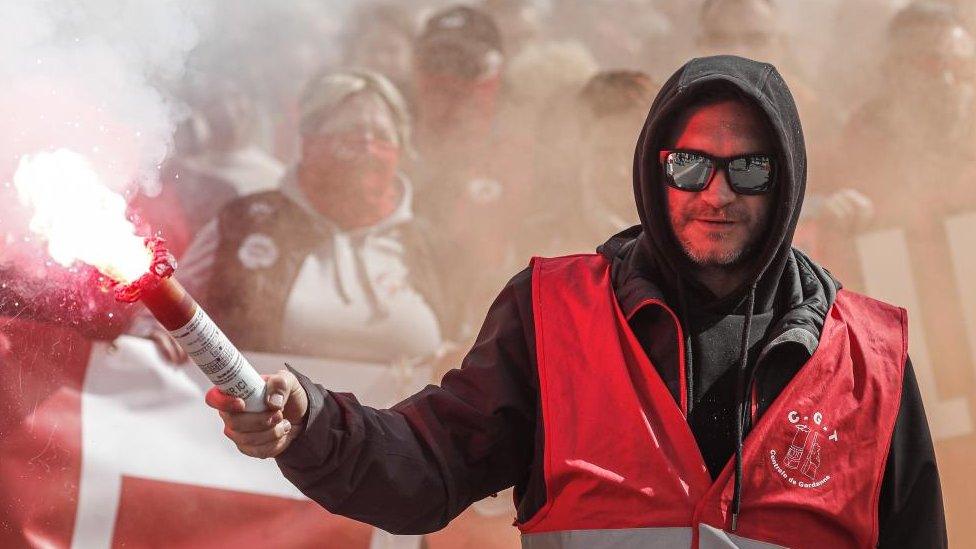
[13,148,152,285]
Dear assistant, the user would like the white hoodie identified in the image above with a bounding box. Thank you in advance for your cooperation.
[177,170,442,365]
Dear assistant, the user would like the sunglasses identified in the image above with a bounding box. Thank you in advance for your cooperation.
[659,150,775,195]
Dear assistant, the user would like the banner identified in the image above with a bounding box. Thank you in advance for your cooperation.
[0,323,518,548]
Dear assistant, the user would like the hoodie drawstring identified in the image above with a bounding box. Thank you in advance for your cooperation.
[330,232,388,320]
[676,281,694,414]
[731,281,758,531]
[352,239,389,320]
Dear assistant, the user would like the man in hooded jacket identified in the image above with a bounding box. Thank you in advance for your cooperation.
[207,56,945,548]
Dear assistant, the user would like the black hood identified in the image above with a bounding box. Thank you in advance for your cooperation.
[632,55,807,313]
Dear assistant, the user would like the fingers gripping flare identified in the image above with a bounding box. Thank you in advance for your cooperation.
[205,385,245,412]
[208,369,309,459]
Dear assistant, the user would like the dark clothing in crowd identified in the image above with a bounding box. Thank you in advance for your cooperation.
[131,162,239,260]
[274,57,945,547]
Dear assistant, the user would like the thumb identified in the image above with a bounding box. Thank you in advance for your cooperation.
[264,370,298,411]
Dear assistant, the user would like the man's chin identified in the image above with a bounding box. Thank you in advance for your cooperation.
[682,244,747,268]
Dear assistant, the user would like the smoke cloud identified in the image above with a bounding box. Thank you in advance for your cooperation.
[0,1,210,198]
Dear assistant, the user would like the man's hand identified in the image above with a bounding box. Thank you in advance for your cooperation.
[205,369,310,459]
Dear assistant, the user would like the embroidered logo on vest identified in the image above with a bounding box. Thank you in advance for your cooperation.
[768,409,839,489]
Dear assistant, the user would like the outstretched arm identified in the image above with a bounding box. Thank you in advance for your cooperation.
[208,269,538,535]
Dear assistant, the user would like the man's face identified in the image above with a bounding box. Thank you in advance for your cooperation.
[666,100,774,267]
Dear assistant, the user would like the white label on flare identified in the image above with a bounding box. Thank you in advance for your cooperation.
[169,307,267,412]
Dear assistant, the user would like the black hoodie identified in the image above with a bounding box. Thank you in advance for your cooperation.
[275,57,946,547]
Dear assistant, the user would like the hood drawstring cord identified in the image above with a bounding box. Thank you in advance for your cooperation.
[326,223,390,319]
[352,238,389,320]
[731,281,758,532]
[676,281,694,414]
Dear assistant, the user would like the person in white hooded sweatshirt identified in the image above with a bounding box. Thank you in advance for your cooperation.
[163,68,446,549]
[172,69,442,358]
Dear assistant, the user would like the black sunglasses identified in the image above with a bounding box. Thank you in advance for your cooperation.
[659,150,775,195]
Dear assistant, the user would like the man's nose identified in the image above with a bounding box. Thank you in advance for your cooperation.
[700,168,737,209]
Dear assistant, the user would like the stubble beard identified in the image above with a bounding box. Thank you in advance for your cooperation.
[677,219,763,269]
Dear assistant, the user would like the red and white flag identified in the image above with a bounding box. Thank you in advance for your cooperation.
[0,319,445,548]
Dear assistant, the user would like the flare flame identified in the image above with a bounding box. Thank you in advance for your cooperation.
[13,148,152,284]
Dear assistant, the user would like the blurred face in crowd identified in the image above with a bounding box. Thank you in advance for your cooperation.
[887,21,975,133]
[347,26,413,89]
[414,42,503,145]
[299,91,402,228]
[580,112,642,223]
[697,0,778,63]
[200,87,256,154]
[572,0,659,66]
[667,100,773,267]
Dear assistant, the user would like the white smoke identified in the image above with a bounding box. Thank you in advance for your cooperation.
[0,0,211,197]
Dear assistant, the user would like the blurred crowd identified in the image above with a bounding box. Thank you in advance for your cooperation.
[140,0,976,370]
[5,0,976,374]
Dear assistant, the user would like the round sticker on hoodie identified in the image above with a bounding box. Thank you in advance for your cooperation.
[237,233,279,270]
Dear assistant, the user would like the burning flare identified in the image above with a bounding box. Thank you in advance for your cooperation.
[13,148,151,284]
[12,149,266,411]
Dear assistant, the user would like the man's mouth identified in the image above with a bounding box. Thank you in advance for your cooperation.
[694,218,738,225]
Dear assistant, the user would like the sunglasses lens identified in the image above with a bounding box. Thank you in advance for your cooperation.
[728,155,772,192]
[666,152,712,190]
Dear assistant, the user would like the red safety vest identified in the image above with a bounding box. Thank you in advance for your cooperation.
[517,255,906,549]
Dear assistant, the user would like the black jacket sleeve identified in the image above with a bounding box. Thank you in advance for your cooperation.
[877,357,947,548]
[274,268,538,535]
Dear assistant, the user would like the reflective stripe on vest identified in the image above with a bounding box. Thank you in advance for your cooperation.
[518,255,907,548]
[522,525,786,549]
